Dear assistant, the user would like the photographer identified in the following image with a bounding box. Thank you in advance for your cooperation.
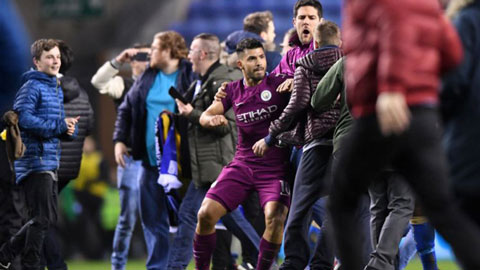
[91,44,150,109]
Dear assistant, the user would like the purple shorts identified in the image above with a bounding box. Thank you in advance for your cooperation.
[205,159,290,212]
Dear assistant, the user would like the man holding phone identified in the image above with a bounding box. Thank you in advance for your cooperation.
[113,31,196,270]
[91,44,150,108]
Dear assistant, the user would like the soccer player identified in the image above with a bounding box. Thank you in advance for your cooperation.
[194,38,291,270]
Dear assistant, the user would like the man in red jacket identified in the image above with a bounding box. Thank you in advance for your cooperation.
[328,0,480,269]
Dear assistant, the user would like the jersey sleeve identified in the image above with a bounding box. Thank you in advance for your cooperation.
[221,82,233,112]
[269,73,290,89]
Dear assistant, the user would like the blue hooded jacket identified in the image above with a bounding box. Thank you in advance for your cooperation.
[13,70,72,183]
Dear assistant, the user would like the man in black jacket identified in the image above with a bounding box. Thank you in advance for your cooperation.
[113,31,196,270]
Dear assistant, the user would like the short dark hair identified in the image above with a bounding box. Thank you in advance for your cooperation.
[243,11,273,35]
[30,39,59,60]
[315,20,340,47]
[294,0,323,18]
[56,40,74,74]
[154,31,188,59]
[236,38,264,56]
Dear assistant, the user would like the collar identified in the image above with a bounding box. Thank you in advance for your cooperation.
[313,45,339,52]
[200,61,221,82]
[289,32,314,49]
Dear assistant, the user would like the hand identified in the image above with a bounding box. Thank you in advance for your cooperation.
[376,92,411,136]
[65,116,79,135]
[214,82,229,102]
[157,175,183,192]
[175,99,193,116]
[276,78,293,93]
[252,138,269,157]
[115,48,138,64]
[114,142,129,168]
[209,115,228,127]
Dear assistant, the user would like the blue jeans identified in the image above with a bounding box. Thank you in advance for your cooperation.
[111,156,142,270]
[167,182,260,270]
[138,165,170,270]
[398,225,417,270]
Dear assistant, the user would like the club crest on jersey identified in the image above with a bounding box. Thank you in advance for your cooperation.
[261,90,272,101]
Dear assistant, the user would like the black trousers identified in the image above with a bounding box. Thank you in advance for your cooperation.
[0,172,58,270]
[280,145,332,270]
[329,107,480,270]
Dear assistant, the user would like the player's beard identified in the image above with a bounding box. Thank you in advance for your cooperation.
[247,67,266,83]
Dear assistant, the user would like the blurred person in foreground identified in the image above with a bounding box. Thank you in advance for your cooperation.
[0,0,30,269]
[442,0,480,226]
[91,43,150,270]
[113,31,196,270]
[0,39,78,270]
[328,0,480,269]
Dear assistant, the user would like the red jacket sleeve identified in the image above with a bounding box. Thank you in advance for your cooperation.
[376,1,410,95]
[439,15,463,74]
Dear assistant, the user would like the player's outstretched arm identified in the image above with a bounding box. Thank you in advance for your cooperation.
[199,101,227,128]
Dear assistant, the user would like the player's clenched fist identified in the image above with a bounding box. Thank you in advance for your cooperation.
[209,115,228,127]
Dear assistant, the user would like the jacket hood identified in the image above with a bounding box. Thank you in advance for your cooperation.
[21,69,58,87]
[296,46,343,73]
[60,76,81,102]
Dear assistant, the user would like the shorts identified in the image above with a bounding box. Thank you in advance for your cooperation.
[205,159,290,212]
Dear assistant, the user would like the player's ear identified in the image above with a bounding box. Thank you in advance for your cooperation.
[236,59,243,70]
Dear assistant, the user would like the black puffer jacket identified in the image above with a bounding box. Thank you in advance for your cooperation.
[58,76,94,183]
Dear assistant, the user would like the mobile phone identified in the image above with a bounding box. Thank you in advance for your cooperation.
[132,52,149,62]
[168,87,189,104]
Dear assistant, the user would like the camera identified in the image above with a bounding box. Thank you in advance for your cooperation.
[132,52,149,62]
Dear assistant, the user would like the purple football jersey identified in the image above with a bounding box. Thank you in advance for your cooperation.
[221,73,290,166]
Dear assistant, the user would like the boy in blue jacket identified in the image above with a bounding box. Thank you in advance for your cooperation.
[0,39,78,270]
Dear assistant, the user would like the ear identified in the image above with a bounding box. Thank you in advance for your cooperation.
[292,17,296,27]
[164,48,172,58]
[260,31,268,41]
[236,58,243,70]
[33,57,40,69]
[314,40,320,50]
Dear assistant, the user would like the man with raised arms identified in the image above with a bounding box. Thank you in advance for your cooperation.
[193,38,291,270]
